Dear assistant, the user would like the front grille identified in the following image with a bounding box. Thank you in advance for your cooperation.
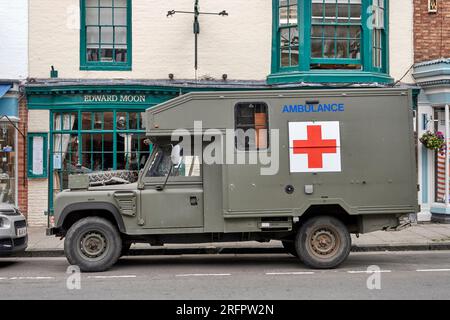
[13,236,27,247]
[14,220,27,229]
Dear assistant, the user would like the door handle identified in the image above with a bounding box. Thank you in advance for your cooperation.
[190,196,198,206]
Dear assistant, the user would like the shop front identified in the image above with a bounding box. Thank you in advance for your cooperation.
[25,83,183,224]
[0,83,20,207]
[414,59,450,223]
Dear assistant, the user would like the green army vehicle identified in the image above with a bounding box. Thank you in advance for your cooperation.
[47,88,418,272]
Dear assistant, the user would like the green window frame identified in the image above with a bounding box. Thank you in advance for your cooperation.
[80,0,132,71]
[269,0,391,84]
[27,133,48,179]
[48,109,151,212]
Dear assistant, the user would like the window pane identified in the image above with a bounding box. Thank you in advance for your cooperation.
[115,27,127,44]
[100,49,113,62]
[100,0,112,6]
[349,39,360,58]
[336,39,349,58]
[87,47,99,61]
[311,39,323,58]
[114,8,127,25]
[311,25,322,37]
[115,0,127,7]
[86,26,100,43]
[103,112,113,130]
[100,26,113,43]
[86,8,98,25]
[115,47,127,62]
[86,0,98,7]
[82,112,92,130]
[323,39,335,58]
[100,7,112,24]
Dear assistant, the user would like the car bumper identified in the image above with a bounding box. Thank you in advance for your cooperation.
[0,235,28,255]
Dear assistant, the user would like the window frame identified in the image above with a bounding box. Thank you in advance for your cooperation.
[80,0,132,71]
[270,0,390,83]
[234,102,270,151]
[27,133,48,179]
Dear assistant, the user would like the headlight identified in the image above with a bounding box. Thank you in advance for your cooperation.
[0,217,8,228]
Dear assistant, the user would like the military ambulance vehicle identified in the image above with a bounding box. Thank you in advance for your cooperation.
[47,88,418,272]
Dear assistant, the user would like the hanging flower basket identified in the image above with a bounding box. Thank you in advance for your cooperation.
[420,131,446,154]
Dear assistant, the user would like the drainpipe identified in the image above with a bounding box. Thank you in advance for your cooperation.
[445,104,449,207]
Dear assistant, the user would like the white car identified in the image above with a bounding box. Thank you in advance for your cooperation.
[0,204,27,256]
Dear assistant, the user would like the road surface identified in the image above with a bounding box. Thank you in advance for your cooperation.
[1,251,450,299]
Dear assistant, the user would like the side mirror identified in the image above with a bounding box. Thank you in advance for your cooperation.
[171,144,182,165]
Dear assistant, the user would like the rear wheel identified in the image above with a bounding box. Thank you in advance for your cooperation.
[64,217,122,272]
[295,216,351,269]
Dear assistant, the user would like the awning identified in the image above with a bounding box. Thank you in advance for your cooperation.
[0,84,12,99]
[0,84,18,118]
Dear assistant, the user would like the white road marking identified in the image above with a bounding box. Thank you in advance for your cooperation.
[176,273,231,277]
[416,268,450,272]
[266,272,315,275]
[347,270,391,274]
[8,276,55,280]
[87,275,137,279]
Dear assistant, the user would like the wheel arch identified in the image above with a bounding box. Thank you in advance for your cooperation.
[298,204,361,233]
[57,202,126,234]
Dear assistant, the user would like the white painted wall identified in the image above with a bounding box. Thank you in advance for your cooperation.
[29,0,415,82]
[27,109,50,226]
[0,0,28,80]
[29,0,272,80]
[389,0,415,83]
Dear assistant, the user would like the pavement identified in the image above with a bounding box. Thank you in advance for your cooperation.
[1,251,450,299]
[19,222,450,257]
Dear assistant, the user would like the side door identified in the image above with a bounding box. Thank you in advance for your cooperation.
[139,146,204,230]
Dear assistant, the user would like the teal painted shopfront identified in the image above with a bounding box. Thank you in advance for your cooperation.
[26,84,183,215]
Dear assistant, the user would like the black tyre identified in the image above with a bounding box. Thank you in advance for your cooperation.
[282,240,298,257]
[64,217,122,272]
[295,216,351,269]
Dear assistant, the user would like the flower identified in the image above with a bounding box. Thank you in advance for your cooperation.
[420,131,446,154]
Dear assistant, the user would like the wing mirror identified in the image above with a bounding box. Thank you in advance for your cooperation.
[171,144,182,166]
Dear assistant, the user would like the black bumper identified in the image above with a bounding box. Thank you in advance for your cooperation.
[0,236,28,255]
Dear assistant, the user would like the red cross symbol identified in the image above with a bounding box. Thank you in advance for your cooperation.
[293,125,337,169]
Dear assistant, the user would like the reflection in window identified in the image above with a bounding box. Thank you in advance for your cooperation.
[147,146,201,178]
[235,102,269,151]
[310,0,362,70]
[279,0,299,67]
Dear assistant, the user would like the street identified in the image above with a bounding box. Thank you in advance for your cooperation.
[1,251,450,300]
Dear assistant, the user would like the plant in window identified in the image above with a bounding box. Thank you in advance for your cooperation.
[420,131,446,154]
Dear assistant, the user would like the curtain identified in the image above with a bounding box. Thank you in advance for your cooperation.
[53,114,75,192]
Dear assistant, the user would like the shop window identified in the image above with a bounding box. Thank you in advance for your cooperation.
[0,122,17,204]
[50,110,150,200]
[80,0,132,70]
[235,102,269,151]
[27,133,48,179]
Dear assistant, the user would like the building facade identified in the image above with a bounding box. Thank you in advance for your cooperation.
[0,0,28,217]
[23,0,415,225]
[413,0,450,223]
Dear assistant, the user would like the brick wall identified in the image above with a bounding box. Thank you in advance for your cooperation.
[17,93,28,216]
[414,0,450,63]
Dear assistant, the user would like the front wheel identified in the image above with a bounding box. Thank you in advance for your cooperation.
[295,216,351,269]
[64,217,122,272]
